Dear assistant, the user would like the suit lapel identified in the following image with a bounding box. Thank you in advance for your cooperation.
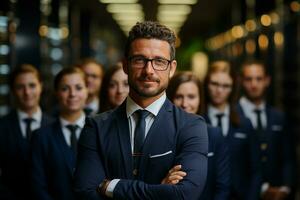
[53,120,75,175]
[115,103,133,178]
[138,99,173,179]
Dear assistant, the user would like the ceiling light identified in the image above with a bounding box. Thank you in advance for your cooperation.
[112,13,144,21]
[158,0,197,5]
[107,3,143,13]
[158,5,191,15]
[100,0,137,3]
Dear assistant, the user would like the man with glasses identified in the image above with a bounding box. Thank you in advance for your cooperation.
[74,21,208,199]
[238,60,296,200]
[79,58,104,116]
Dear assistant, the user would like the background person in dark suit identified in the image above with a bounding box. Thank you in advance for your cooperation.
[238,60,296,200]
[30,67,88,200]
[74,21,209,200]
[203,60,261,200]
[0,64,53,200]
[167,71,231,200]
[79,58,104,116]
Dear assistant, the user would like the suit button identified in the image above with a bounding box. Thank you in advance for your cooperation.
[261,156,267,162]
[133,169,138,176]
[260,143,268,151]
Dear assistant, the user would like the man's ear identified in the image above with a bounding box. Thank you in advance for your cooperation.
[122,58,129,75]
[169,60,177,78]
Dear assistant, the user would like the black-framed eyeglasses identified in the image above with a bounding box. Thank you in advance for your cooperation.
[209,81,232,90]
[128,56,172,71]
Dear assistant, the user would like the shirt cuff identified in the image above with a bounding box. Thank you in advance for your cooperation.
[105,179,120,198]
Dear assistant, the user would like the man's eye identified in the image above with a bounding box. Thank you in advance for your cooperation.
[134,58,145,63]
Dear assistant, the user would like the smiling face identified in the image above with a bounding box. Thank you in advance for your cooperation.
[107,68,129,108]
[56,73,88,114]
[173,81,200,114]
[13,72,42,112]
[207,72,233,107]
[123,38,177,105]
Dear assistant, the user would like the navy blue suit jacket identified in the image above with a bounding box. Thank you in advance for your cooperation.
[74,99,209,200]
[199,125,230,200]
[237,103,296,188]
[0,110,53,200]
[204,113,261,200]
[30,119,78,200]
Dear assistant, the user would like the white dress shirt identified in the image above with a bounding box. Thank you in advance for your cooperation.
[239,96,267,129]
[17,108,42,138]
[106,93,167,197]
[59,112,85,146]
[208,104,230,137]
[85,98,99,115]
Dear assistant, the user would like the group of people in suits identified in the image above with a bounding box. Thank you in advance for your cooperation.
[0,20,296,200]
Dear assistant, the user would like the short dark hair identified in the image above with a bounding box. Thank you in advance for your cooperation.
[9,64,41,89]
[124,21,176,60]
[241,59,268,76]
[167,71,204,114]
[54,67,86,91]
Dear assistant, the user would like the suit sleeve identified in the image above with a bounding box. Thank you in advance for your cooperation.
[74,117,208,200]
[113,117,208,200]
[213,128,231,200]
[30,130,54,200]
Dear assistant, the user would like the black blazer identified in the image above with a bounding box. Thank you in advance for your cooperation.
[31,119,80,200]
[237,103,296,188]
[0,110,53,200]
[199,125,231,200]
[204,112,261,200]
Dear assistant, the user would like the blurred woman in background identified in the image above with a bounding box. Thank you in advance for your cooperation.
[99,64,129,112]
[31,67,88,200]
[167,71,230,200]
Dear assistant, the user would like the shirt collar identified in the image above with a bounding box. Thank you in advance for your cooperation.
[126,93,166,118]
[208,104,230,117]
[240,96,266,111]
[59,112,86,129]
[85,98,99,111]
[17,107,42,123]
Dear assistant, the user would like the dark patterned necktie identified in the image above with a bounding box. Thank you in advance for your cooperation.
[133,109,149,178]
[66,124,79,154]
[23,118,34,140]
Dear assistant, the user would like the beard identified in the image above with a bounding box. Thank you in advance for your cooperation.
[128,75,168,98]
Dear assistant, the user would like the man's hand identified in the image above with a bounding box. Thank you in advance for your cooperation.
[161,165,186,185]
[262,187,288,200]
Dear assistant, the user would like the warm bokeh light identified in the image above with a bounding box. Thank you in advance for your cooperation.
[258,34,269,50]
[261,14,272,26]
[290,1,300,12]
[245,39,256,54]
[274,32,284,47]
[245,19,257,32]
[39,25,48,37]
